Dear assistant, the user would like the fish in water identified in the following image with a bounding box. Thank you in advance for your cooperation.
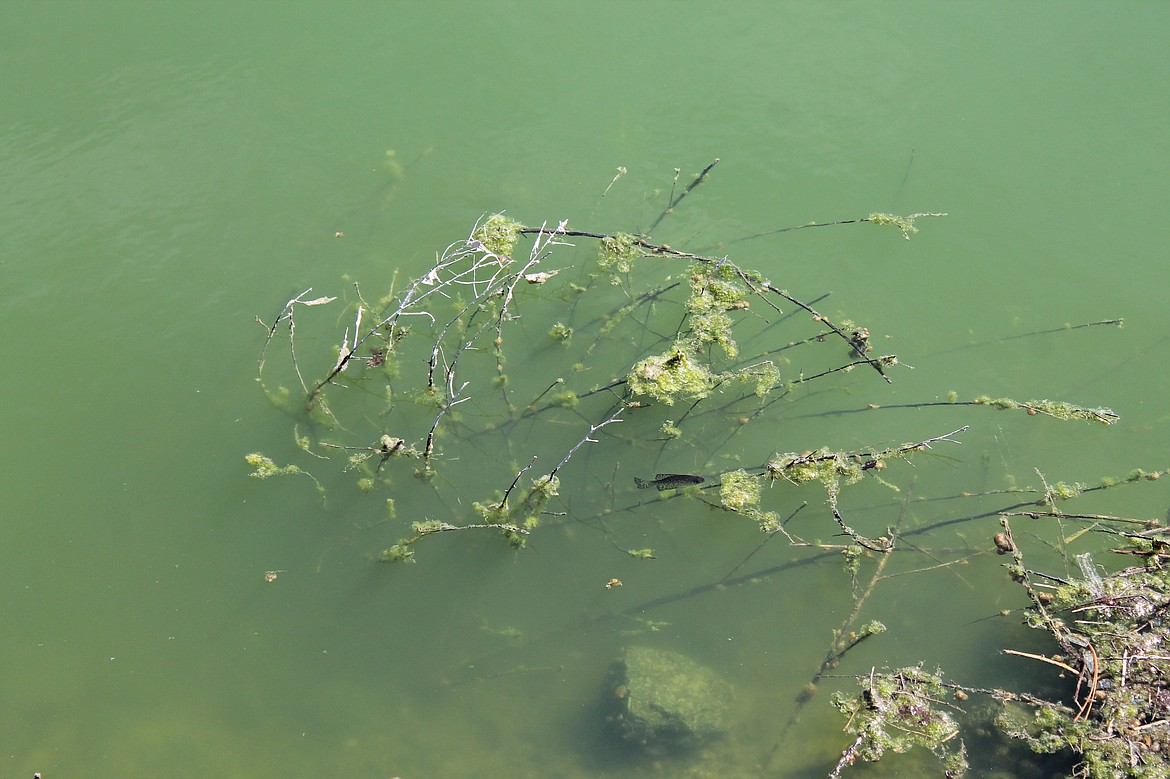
[634,473,705,491]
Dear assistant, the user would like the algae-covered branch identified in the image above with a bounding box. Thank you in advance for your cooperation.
[252,184,962,562]
[247,162,1149,777]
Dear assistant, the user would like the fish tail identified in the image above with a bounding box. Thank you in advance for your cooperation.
[634,477,652,489]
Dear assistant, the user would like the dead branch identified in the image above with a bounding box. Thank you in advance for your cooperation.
[1001,510,1160,527]
[761,282,895,383]
[647,158,719,233]
[546,407,625,482]
[727,211,947,245]
[826,731,867,779]
[927,317,1125,357]
[828,482,894,552]
[765,489,913,773]
[1002,648,1079,675]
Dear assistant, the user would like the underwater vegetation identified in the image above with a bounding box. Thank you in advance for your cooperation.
[249,160,1160,777]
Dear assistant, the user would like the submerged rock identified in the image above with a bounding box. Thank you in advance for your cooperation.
[609,645,732,751]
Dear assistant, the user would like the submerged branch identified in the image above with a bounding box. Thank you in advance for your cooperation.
[648,157,720,233]
[728,211,947,245]
[761,282,895,383]
[928,317,1124,357]
[547,407,625,482]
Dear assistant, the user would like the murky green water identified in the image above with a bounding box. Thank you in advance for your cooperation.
[4,3,1169,777]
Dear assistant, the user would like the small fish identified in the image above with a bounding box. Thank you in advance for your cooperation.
[634,473,705,491]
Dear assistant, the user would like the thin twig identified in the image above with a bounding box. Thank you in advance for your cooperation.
[927,318,1124,357]
[766,487,914,771]
[1074,641,1100,723]
[501,456,538,507]
[600,166,626,198]
[720,503,808,582]
[648,158,719,233]
[1001,510,1157,527]
[416,521,528,537]
[546,407,624,481]
[726,212,946,245]
[826,731,867,779]
[762,282,895,383]
[1002,648,1079,675]
[730,216,873,244]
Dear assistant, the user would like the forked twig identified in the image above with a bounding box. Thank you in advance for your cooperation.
[762,282,895,383]
[648,158,719,233]
[546,408,625,482]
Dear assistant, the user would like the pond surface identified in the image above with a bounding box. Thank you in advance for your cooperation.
[3,3,1169,777]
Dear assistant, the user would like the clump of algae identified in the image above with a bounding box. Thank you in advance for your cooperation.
[472,213,523,256]
[719,469,761,513]
[627,344,715,406]
[597,232,642,273]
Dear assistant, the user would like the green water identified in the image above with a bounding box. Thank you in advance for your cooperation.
[3,3,1169,777]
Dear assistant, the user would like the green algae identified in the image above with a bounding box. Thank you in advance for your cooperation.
[866,211,946,239]
[547,321,573,345]
[765,448,865,487]
[627,344,715,405]
[993,529,1170,778]
[719,469,761,513]
[971,395,1119,425]
[245,452,325,504]
[867,212,921,239]
[471,213,523,256]
[831,665,968,776]
[597,232,641,273]
[549,390,578,409]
